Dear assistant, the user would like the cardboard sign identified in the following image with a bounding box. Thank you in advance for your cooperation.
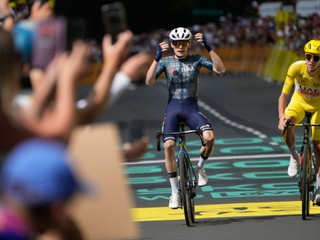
[68,122,140,240]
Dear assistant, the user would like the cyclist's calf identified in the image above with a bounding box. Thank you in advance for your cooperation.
[201,130,215,159]
[164,139,176,152]
[164,139,178,173]
[164,139,176,158]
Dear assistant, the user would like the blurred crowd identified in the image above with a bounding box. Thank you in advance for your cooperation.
[0,0,149,239]
[3,0,320,56]
[135,12,320,57]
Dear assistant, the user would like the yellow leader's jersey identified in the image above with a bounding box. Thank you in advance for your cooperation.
[282,60,320,104]
[282,60,320,140]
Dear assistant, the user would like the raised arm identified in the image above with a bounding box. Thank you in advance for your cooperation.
[76,30,133,125]
[21,41,92,141]
[194,33,226,75]
[107,52,150,106]
[145,41,169,86]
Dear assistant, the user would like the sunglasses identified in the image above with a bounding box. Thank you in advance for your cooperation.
[305,54,320,62]
[172,41,190,48]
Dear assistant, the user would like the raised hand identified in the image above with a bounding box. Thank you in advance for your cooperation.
[155,41,169,61]
[194,33,212,51]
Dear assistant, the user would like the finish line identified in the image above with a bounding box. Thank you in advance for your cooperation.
[132,201,320,222]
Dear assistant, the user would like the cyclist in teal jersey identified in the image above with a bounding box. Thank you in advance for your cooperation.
[146,27,226,209]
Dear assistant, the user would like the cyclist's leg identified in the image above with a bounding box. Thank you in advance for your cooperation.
[284,101,305,176]
[187,110,214,160]
[162,106,181,208]
[284,101,305,158]
[186,105,214,186]
[164,139,179,191]
[200,129,214,159]
[164,139,177,174]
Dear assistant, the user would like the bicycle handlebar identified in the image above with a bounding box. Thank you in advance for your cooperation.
[156,127,206,151]
[282,120,320,139]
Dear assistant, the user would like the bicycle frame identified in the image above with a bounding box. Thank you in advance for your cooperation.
[176,124,198,191]
[283,112,318,220]
[156,123,205,226]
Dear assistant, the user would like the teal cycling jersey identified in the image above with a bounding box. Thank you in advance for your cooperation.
[156,54,213,100]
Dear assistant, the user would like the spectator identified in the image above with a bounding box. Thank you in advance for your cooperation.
[0,0,16,31]
[14,0,150,160]
[0,15,134,153]
[0,28,92,152]
[0,137,88,239]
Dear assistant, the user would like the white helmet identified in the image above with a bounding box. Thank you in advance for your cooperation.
[169,27,192,41]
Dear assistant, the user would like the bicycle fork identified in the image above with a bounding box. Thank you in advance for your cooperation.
[176,153,197,199]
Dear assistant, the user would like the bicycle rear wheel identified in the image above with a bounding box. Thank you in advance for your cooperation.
[178,151,193,227]
[301,145,311,220]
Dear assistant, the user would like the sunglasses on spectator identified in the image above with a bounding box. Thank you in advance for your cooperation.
[305,54,320,62]
[172,41,190,48]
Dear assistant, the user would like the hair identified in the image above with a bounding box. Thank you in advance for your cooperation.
[28,204,84,238]
[0,29,21,116]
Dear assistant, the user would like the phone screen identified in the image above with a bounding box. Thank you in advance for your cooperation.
[100,2,128,42]
[32,17,67,69]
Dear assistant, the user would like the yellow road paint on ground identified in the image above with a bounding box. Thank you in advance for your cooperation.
[132,201,320,222]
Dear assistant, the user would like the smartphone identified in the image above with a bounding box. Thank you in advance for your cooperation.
[100,2,128,43]
[31,17,67,69]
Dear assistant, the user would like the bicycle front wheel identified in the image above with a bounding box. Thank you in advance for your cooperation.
[185,154,196,223]
[301,145,311,220]
[178,151,193,227]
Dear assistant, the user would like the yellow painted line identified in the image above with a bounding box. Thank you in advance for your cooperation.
[132,201,320,222]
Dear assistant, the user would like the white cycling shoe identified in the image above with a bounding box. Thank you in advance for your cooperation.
[198,167,208,187]
[287,155,299,177]
[169,193,181,209]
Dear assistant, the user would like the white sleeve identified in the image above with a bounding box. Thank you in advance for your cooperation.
[76,71,131,109]
[108,72,131,107]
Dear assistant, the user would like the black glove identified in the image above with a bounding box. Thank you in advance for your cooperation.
[202,36,212,52]
[154,45,162,62]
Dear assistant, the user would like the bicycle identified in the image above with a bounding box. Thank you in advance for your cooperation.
[156,123,206,227]
[283,112,319,220]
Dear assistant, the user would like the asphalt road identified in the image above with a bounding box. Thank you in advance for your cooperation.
[93,73,320,240]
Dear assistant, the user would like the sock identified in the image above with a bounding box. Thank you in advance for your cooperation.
[169,177,178,194]
[168,172,178,195]
[197,155,206,169]
[289,146,299,161]
[317,173,320,189]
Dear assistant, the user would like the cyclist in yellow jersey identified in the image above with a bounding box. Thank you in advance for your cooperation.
[278,39,320,205]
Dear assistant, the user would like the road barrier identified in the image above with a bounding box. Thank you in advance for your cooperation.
[79,44,303,85]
